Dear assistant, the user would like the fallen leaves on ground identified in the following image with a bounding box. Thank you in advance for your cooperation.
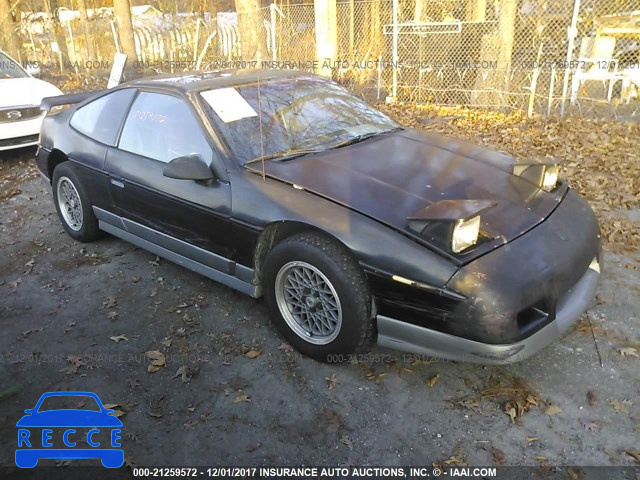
[491,446,506,464]
[587,391,597,407]
[624,450,640,463]
[425,374,440,387]
[103,403,126,418]
[609,399,633,414]
[443,454,467,467]
[452,374,541,423]
[325,374,337,389]
[244,350,262,359]
[357,363,387,384]
[110,334,128,343]
[233,394,251,404]
[619,347,639,357]
[411,357,433,366]
[0,188,21,201]
[339,435,353,450]
[147,408,163,418]
[277,343,294,353]
[145,350,166,373]
[62,355,87,375]
[544,405,562,416]
[379,103,640,253]
[102,296,117,308]
[23,259,35,274]
[173,366,192,383]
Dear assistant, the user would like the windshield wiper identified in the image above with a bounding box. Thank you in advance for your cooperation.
[244,127,403,166]
[325,127,403,150]
[245,148,326,165]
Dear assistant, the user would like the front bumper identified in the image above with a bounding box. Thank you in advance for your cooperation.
[377,259,600,364]
[375,189,602,364]
[0,114,44,151]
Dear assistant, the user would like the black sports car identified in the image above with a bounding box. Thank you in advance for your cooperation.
[36,70,601,364]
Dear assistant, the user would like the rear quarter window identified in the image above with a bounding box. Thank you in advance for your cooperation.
[70,89,137,146]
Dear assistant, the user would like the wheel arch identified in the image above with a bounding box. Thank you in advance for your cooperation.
[47,148,69,182]
[253,220,350,285]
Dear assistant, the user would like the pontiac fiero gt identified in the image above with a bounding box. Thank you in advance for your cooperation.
[36,70,601,364]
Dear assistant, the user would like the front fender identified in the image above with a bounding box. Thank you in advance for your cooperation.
[230,170,458,289]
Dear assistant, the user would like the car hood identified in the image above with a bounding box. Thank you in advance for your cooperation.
[16,410,123,427]
[258,129,566,262]
[0,77,62,109]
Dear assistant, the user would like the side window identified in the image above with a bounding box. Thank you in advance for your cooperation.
[70,89,137,146]
[118,92,213,164]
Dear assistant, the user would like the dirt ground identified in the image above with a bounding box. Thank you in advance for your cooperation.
[1,118,639,472]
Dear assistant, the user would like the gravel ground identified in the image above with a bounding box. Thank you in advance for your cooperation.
[0,139,639,472]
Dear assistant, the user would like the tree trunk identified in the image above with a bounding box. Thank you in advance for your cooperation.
[234,0,266,61]
[48,0,71,69]
[78,0,96,62]
[414,0,424,22]
[466,0,487,22]
[370,0,381,60]
[471,0,517,106]
[496,0,517,95]
[113,0,138,73]
[314,0,337,77]
[204,0,217,55]
[0,0,21,60]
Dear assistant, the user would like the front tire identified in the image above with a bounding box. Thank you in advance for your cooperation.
[52,162,101,242]
[263,232,373,362]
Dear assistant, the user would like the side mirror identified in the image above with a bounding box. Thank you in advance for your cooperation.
[26,64,41,77]
[163,154,215,181]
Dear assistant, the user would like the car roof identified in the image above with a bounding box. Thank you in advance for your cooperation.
[36,391,101,400]
[125,69,322,92]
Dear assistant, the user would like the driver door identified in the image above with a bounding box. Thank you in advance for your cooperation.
[105,90,233,261]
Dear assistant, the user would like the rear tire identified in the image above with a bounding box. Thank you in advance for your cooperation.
[52,162,101,242]
[263,232,373,362]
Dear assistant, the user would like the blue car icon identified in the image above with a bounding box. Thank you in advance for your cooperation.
[16,391,123,468]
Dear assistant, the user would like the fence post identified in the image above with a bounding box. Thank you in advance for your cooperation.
[547,65,556,116]
[391,0,398,101]
[560,0,581,116]
[270,3,276,62]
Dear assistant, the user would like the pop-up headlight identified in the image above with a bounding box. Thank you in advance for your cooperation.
[452,215,481,253]
[513,163,560,192]
[406,200,496,254]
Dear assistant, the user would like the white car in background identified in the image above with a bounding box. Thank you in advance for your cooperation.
[0,50,63,151]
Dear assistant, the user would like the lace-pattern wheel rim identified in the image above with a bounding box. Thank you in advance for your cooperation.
[275,261,343,345]
[56,176,83,231]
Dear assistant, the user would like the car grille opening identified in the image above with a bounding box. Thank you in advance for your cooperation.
[0,107,42,123]
[0,134,39,148]
[517,301,550,336]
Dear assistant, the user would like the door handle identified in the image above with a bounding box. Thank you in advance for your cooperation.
[110,176,125,188]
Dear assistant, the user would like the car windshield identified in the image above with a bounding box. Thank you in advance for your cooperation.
[0,52,28,79]
[38,395,101,412]
[199,77,400,165]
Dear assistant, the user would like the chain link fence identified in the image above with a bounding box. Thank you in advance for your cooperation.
[13,0,640,118]
[264,0,640,118]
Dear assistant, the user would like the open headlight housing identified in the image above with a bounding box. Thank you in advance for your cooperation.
[541,165,559,192]
[452,215,481,253]
[406,200,495,255]
[513,163,560,192]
